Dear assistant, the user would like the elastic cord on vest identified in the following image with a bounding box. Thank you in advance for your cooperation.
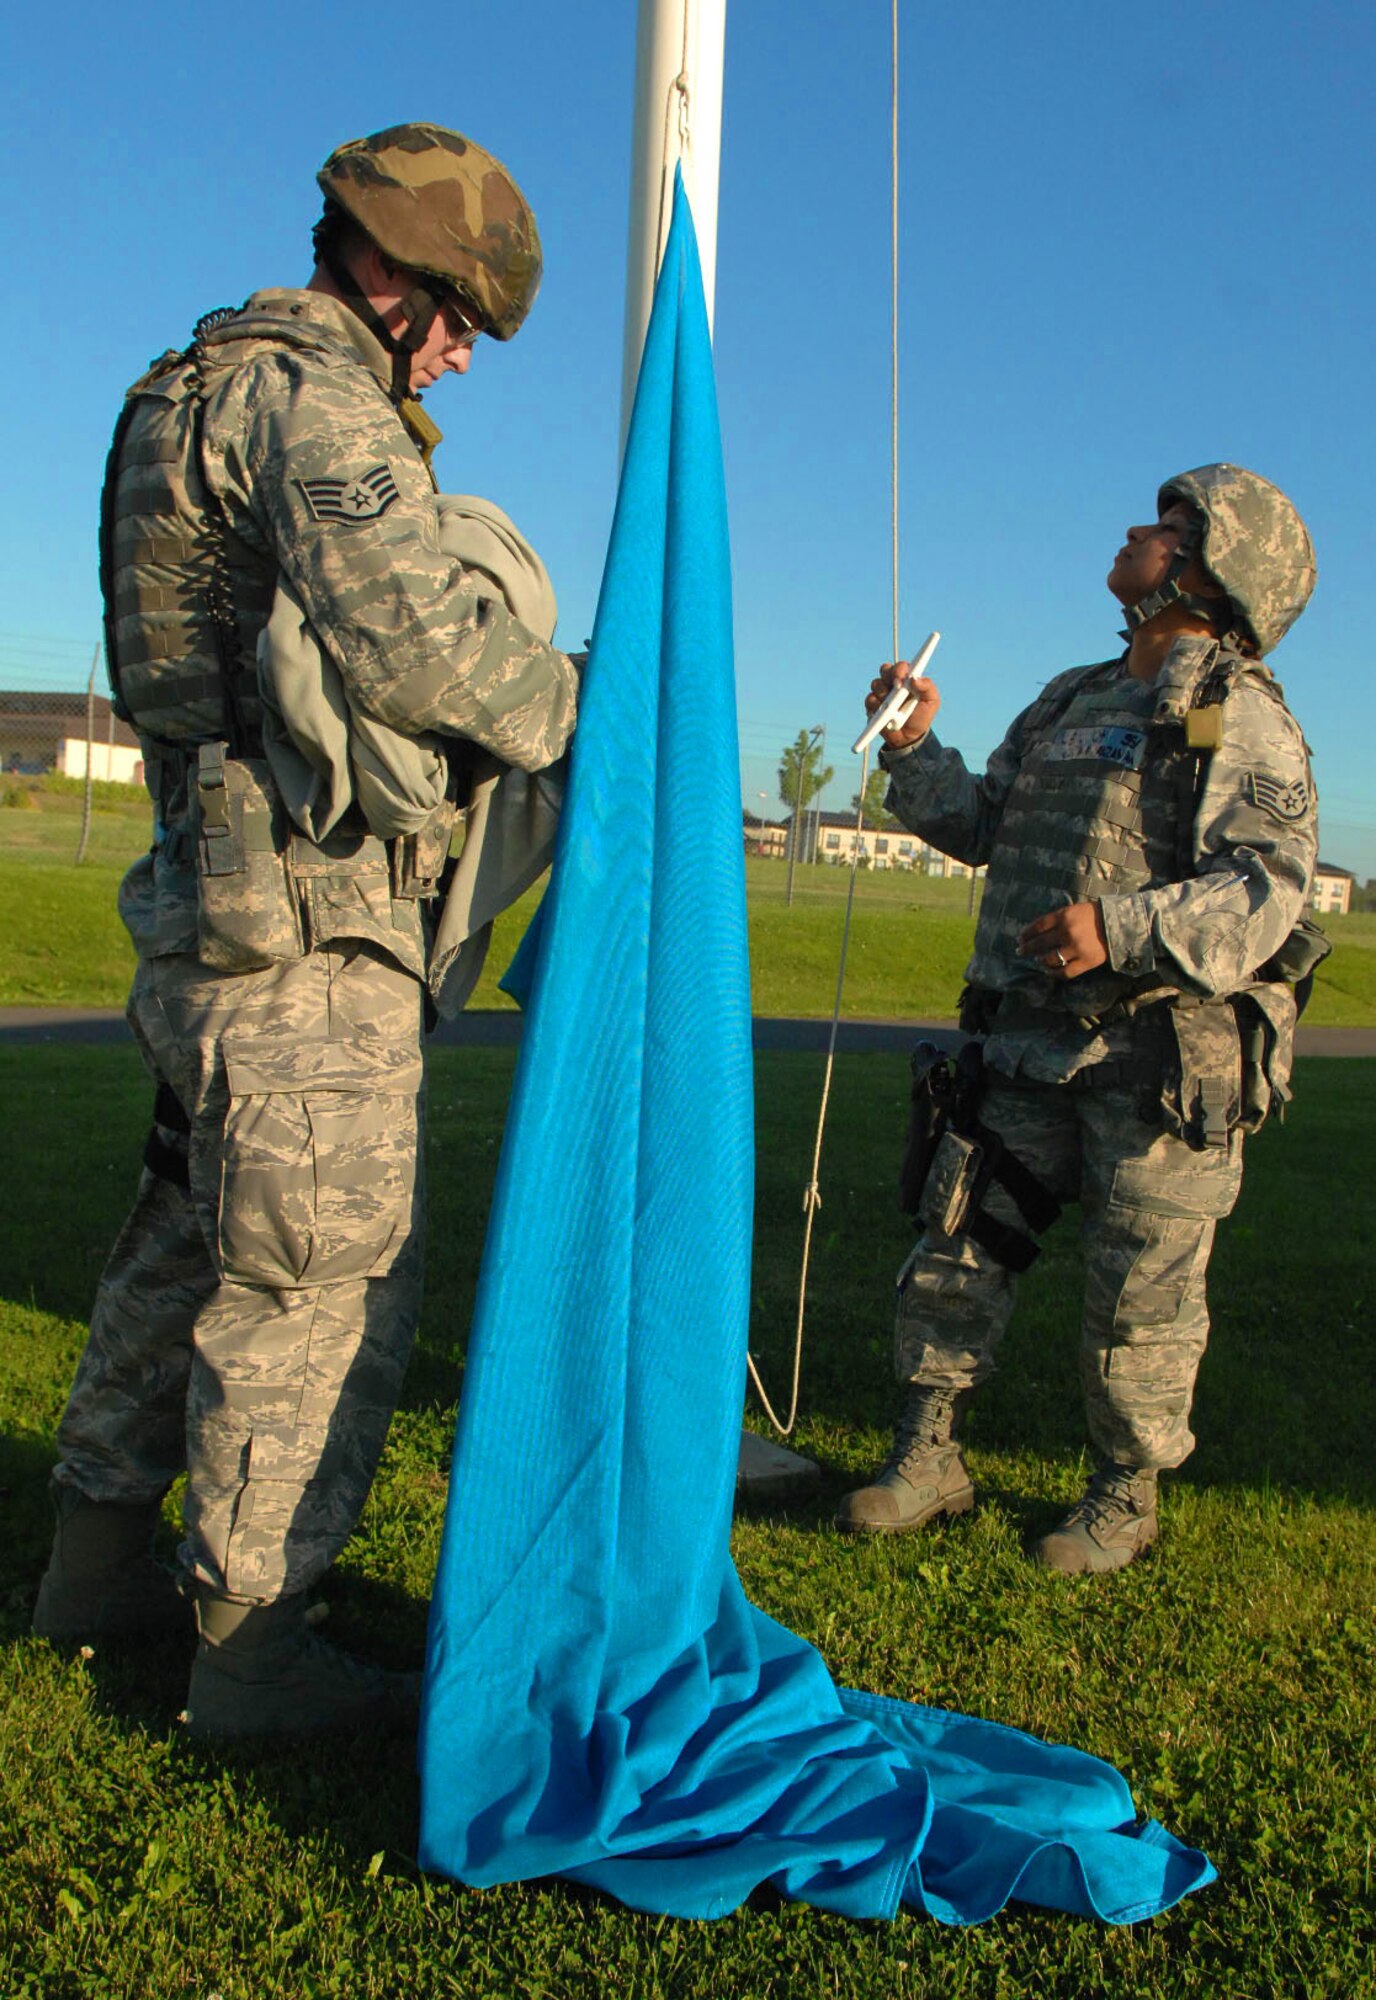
[98,398,143,725]
[188,311,256,755]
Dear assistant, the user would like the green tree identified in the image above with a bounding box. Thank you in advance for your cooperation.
[850,767,897,830]
[777,730,834,816]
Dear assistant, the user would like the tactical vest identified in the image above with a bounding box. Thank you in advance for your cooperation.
[952,642,1321,1145]
[970,663,1164,1017]
[101,308,354,757]
[100,304,438,979]
[966,644,1286,1023]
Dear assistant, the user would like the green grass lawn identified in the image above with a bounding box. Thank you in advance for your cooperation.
[2,1045,1372,1998]
[3,789,1374,1025]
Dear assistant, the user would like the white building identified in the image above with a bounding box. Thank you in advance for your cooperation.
[57,737,144,785]
[1311,862,1353,916]
[742,810,788,858]
[2,688,142,782]
[810,810,977,877]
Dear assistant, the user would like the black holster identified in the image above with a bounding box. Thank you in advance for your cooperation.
[900,1039,1060,1273]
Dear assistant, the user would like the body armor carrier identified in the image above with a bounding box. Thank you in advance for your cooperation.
[100,303,439,980]
[100,307,353,755]
[967,643,1290,1025]
[971,662,1165,1018]
[955,641,1319,1153]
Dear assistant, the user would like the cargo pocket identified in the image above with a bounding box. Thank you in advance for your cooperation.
[1106,1147,1243,1227]
[216,1034,423,1287]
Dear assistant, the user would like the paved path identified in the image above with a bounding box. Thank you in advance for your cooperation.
[2,1006,1373,1057]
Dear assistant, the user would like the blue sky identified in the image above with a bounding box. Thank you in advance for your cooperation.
[2,0,1372,875]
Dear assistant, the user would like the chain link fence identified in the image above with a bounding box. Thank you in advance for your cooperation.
[0,636,146,864]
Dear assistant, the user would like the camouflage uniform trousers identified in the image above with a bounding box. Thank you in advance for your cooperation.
[896,1075,1244,1470]
[53,935,426,1602]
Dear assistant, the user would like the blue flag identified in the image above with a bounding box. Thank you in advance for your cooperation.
[417,173,1215,1925]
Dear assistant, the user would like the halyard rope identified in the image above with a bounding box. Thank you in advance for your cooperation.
[654,1,697,282]
[747,0,901,1437]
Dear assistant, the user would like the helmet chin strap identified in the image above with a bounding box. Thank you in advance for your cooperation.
[1121,575,1223,635]
[319,249,443,404]
[1121,519,1224,638]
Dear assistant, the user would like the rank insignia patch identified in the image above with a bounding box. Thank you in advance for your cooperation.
[297,464,400,524]
[1248,770,1310,822]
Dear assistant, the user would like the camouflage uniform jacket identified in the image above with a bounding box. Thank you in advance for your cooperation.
[109,289,578,967]
[881,634,1318,1090]
[191,291,577,767]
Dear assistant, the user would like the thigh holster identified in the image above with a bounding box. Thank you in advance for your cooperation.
[900,1041,1061,1273]
[144,1079,192,1189]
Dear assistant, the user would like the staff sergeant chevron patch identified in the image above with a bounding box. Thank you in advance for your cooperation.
[1248,769,1311,822]
[297,464,401,524]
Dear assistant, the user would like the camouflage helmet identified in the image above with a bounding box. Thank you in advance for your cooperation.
[1158,464,1316,655]
[317,122,542,340]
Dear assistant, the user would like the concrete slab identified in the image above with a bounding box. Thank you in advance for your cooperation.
[735,1427,822,1502]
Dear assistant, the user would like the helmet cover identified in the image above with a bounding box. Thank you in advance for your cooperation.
[1158,463,1316,654]
[318,122,541,340]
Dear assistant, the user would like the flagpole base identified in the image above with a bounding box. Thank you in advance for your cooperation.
[735,1428,821,1504]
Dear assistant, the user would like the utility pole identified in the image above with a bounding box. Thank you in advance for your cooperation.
[785,724,824,908]
[74,642,100,866]
[812,723,827,866]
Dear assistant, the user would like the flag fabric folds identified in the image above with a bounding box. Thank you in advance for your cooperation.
[417,172,1216,1926]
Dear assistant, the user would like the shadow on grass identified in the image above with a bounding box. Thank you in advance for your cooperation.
[11,1487,432,1876]
[748,1056,1376,1513]
[1,1427,60,1635]
[3,1042,1372,1579]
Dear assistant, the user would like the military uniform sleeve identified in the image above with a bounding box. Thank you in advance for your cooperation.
[1098,680,1317,995]
[204,351,577,773]
[879,678,1068,865]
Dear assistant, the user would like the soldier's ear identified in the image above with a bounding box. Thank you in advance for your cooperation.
[350,238,397,300]
[1182,561,1226,600]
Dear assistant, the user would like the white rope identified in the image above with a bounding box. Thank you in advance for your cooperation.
[654,1,697,281]
[747,0,902,1439]
[891,0,900,663]
[744,755,877,1435]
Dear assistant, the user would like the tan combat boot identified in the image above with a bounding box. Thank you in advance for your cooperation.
[835,1387,975,1535]
[32,1486,191,1643]
[184,1590,422,1743]
[1030,1463,1159,1574]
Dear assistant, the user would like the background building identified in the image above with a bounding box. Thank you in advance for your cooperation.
[1,690,142,786]
[810,810,978,878]
[1312,862,1354,916]
[743,811,787,858]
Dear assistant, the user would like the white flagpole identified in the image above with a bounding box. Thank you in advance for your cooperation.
[617,0,820,1498]
[619,0,727,453]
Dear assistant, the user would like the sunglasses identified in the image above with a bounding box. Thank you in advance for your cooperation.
[432,285,486,349]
